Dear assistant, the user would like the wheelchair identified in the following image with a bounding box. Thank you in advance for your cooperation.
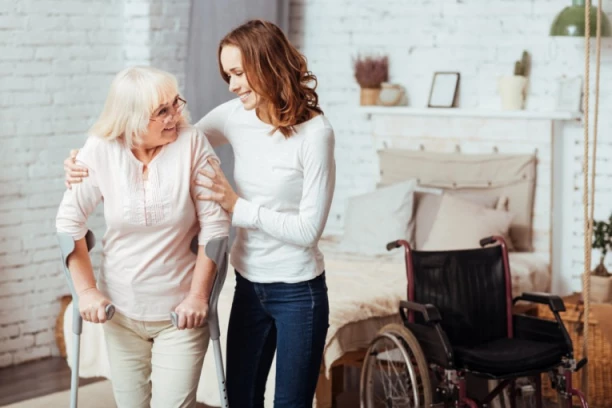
[359,236,588,408]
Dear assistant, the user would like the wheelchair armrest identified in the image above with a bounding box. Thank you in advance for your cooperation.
[399,300,454,367]
[513,292,566,313]
[399,300,442,323]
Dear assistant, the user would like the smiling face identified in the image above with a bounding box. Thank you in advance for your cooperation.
[140,95,185,149]
[220,45,260,110]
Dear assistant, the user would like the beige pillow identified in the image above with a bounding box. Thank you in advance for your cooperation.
[421,194,515,251]
[413,191,499,250]
[341,180,417,255]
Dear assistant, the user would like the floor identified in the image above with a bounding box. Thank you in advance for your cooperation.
[0,357,214,407]
[0,357,568,408]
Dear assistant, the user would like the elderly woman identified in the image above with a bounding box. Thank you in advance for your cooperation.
[55,66,230,408]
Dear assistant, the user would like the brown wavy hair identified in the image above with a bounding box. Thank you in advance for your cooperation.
[218,19,323,137]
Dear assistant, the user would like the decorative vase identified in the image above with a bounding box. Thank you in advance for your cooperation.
[377,82,408,106]
[498,75,528,110]
[360,88,381,106]
[590,274,612,303]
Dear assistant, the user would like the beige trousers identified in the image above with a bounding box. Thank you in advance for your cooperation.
[103,312,209,408]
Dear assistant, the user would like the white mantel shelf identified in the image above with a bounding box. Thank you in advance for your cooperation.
[359,106,582,121]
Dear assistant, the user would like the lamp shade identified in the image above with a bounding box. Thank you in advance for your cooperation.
[550,1,612,37]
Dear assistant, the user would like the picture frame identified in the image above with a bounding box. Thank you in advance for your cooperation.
[555,75,583,113]
[428,72,460,108]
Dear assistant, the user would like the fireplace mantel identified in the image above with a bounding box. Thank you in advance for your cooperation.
[358,106,582,121]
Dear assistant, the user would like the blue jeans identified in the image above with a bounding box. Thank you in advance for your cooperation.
[226,271,330,408]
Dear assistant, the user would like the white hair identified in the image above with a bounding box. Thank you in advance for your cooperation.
[88,66,190,147]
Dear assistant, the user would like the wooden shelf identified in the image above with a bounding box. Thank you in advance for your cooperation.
[358,106,582,121]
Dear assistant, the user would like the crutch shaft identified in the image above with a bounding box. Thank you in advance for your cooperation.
[212,339,228,408]
[70,332,80,408]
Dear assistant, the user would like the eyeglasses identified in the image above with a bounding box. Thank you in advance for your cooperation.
[150,96,187,122]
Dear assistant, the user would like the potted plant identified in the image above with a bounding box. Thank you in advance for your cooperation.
[498,50,530,110]
[592,213,612,275]
[590,212,612,302]
[353,54,388,106]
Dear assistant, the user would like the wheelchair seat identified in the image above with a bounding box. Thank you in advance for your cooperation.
[454,337,565,376]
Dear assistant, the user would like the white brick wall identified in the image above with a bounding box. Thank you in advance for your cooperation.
[149,0,190,89]
[123,0,190,80]
[124,0,152,65]
[0,0,190,367]
[288,0,612,293]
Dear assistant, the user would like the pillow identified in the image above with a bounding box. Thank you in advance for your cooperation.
[341,180,417,255]
[421,194,515,251]
[408,187,442,249]
[377,149,536,251]
[413,191,500,250]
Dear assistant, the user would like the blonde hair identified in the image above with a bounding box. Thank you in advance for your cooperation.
[89,66,190,147]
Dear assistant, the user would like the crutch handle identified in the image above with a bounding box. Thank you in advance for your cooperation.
[168,311,206,329]
[105,304,115,320]
[170,311,179,327]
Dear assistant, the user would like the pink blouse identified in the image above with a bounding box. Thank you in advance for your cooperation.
[56,126,230,321]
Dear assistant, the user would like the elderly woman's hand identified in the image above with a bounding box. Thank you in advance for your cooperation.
[195,158,238,213]
[174,295,209,330]
[78,288,112,324]
[63,149,88,189]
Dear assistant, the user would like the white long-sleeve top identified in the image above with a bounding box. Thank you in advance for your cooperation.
[195,98,336,283]
[56,126,230,321]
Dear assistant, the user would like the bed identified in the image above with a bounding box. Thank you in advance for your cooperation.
[61,149,552,407]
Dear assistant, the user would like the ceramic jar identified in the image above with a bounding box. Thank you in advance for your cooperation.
[377,82,407,106]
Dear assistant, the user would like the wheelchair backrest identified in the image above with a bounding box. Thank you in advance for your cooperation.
[411,245,509,347]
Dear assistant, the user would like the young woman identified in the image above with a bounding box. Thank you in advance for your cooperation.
[57,66,230,408]
[63,19,336,407]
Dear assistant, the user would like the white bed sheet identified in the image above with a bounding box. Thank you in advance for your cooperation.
[63,241,550,407]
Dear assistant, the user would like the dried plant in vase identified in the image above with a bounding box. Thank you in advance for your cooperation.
[353,54,389,105]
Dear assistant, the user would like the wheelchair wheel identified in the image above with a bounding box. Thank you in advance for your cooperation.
[360,323,432,408]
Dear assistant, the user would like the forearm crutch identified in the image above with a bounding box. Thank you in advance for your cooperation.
[171,236,229,408]
[57,231,115,408]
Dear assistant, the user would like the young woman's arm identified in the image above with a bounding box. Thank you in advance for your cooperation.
[199,128,335,247]
[56,156,111,323]
[233,128,335,247]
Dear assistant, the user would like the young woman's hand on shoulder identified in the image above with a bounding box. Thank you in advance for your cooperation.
[194,158,239,213]
[63,149,88,188]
